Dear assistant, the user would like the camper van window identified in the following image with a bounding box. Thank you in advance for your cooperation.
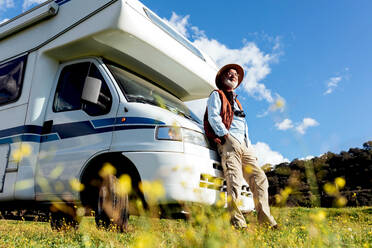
[144,8,205,62]
[0,55,27,106]
[106,64,201,124]
[53,62,112,116]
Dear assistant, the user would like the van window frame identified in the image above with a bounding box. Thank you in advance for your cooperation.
[52,61,113,116]
[104,59,202,124]
[0,54,28,107]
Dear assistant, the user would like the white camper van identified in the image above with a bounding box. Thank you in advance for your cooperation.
[0,0,254,230]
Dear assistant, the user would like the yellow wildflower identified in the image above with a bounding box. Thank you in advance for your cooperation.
[69,178,85,192]
[50,165,64,179]
[99,162,116,178]
[334,177,346,189]
[323,183,337,196]
[117,174,132,196]
[14,179,33,191]
[139,180,165,203]
[335,196,347,207]
[310,210,326,222]
[12,143,32,162]
[244,164,253,174]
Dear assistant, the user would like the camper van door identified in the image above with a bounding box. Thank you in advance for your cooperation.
[36,59,119,200]
[0,55,28,200]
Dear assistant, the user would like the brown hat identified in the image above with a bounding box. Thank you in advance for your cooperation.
[215,64,244,89]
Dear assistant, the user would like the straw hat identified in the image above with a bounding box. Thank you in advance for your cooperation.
[215,64,244,89]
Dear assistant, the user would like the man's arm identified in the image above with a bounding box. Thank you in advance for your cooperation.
[207,91,229,139]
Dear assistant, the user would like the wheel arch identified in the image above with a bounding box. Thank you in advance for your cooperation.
[79,152,145,211]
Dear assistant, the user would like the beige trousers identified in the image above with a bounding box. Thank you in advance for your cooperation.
[217,135,277,228]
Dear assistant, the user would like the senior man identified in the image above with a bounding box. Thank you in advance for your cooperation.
[203,64,277,229]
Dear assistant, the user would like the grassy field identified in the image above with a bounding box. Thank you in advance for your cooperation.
[0,207,371,247]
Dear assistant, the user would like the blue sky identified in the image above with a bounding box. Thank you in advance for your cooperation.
[1,0,372,165]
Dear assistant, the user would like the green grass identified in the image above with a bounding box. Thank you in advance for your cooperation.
[0,207,371,247]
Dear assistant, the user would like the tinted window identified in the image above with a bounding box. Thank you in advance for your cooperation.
[53,62,112,116]
[107,63,201,124]
[0,55,27,106]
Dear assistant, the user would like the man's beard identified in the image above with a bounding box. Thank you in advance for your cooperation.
[223,78,238,89]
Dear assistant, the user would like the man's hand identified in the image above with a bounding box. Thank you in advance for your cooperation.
[213,137,222,145]
[215,134,229,145]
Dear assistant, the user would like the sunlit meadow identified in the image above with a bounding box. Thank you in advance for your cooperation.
[0,206,370,247]
[1,139,371,247]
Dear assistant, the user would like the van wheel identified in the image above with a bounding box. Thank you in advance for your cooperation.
[50,211,79,231]
[95,174,129,232]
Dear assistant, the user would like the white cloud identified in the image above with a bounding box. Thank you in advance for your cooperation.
[299,155,314,161]
[0,18,9,24]
[275,117,319,134]
[166,12,320,138]
[0,0,14,9]
[194,38,278,103]
[165,12,285,112]
[324,76,342,95]
[295,118,319,135]
[275,118,294,130]
[164,12,190,38]
[253,142,290,166]
[22,0,46,11]
[258,93,286,117]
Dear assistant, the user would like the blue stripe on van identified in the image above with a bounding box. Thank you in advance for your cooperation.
[0,117,164,144]
[0,125,42,138]
[0,133,59,144]
[116,117,165,125]
[91,118,116,128]
[91,117,164,128]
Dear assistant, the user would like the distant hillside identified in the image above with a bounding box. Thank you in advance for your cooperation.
[266,141,372,207]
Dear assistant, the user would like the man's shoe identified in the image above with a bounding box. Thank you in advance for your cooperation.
[270,224,280,230]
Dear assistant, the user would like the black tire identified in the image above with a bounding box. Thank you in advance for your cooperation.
[50,211,79,231]
[95,174,129,232]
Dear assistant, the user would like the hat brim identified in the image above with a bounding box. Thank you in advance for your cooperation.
[215,64,244,89]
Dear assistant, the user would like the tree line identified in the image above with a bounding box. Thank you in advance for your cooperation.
[265,141,372,207]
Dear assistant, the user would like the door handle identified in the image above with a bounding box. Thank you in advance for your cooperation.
[41,120,53,134]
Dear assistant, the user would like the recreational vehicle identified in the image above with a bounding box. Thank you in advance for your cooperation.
[0,0,254,230]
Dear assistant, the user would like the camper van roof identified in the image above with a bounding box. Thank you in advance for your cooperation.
[0,0,217,100]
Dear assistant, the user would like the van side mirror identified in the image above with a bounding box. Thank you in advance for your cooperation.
[81,76,102,104]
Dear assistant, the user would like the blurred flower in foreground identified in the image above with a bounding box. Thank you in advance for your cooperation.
[37,176,52,193]
[14,179,33,191]
[50,165,64,179]
[70,178,85,192]
[12,143,32,162]
[244,164,253,174]
[269,96,286,113]
[139,180,165,203]
[323,183,337,196]
[323,178,348,207]
[334,177,346,189]
[117,174,132,196]
[99,163,117,178]
[310,210,326,223]
[335,196,347,207]
[133,233,158,248]
[275,186,292,205]
[216,192,226,208]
